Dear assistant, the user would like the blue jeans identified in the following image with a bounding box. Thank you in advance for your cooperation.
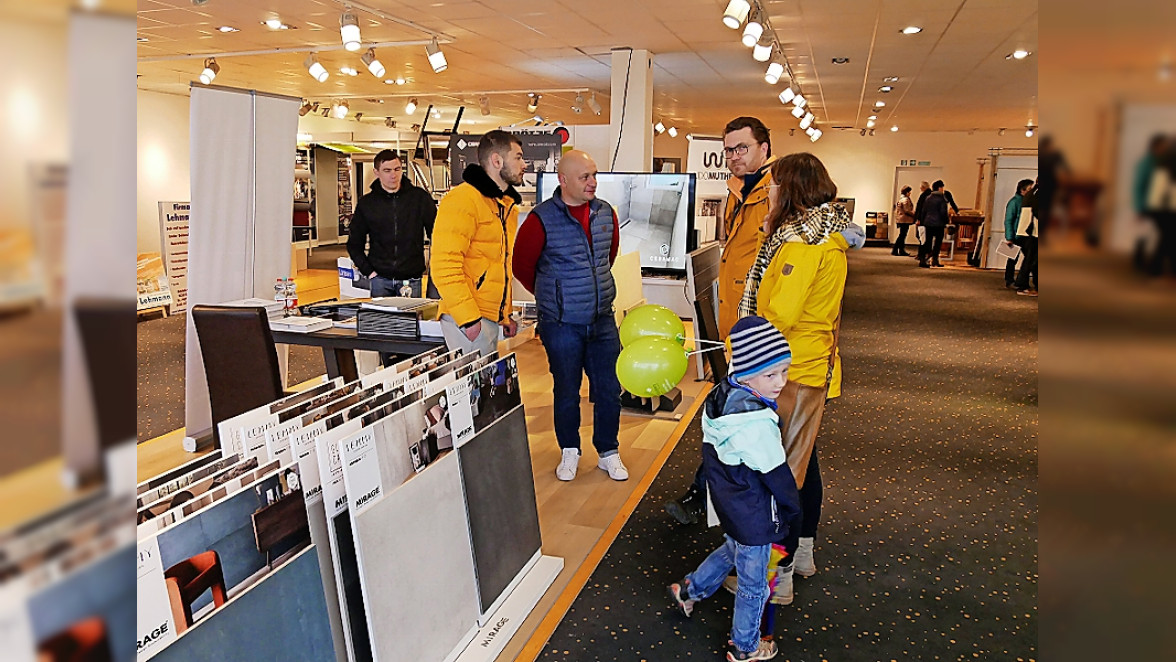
[685,535,771,654]
[370,276,422,298]
[537,315,621,456]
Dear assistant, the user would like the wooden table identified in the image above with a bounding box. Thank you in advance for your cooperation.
[270,326,446,382]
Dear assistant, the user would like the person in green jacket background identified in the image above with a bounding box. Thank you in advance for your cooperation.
[1003,179,1035,288]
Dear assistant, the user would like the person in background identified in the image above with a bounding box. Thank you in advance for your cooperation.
[1003,179,1035,289]
[892,185,916,256]
[430,131,524,357]
[513,150,628,482]
[1037,135,1069,240]
[667,316,800,662]
[1013,182,1040,296]
[347,149,437,298]
[917,180,957,268]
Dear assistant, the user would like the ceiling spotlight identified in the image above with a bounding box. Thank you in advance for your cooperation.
[901,26,923,34]
[587,92,602,115]
[799,112,814,130]
[405,98,418,114]
[765,61,784,85]
[793,93,806,108]
[868,115,878,120]
[431,107,441,119]
[571,93,585,114]
[805,126,815,137]
[340,66,358,76]
[860,128,867,136]
[654,121,666,135]
[789,128,795,136]
[831,57,850,65]
[791,105,805,118]
[778,87,796,104]
[1025,126,1035,137]
[354,112,363,121]
[305,53,328,82]
[198,57,219,85]
[753,39,773,62]
[869,128,875,136]
[264,18,284,30]
[217,26,239,33]
[890,125,899,132]
[527,93,540,113]
[999,128,1006,136]
[1007,49,1031,60]
[384,117,396,128]
[879,85,893,93]
[866,119,876,128]
[137,36,148,42]
[478,95,491,116]
[298,100,314,116]
[742,13,763,47]
[332,101,349,119]
[722,0,751,29]
[810,129,822,142]
[340,8,361,52]
[884,76,901,82]
[320,108,330,117]
[874,100,886,107]
[426,38,447,73]
[667,126,678,138]
[361,48,385,78]
[686,133,694,141]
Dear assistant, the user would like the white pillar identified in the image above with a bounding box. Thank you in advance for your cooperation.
[608,48,653,172]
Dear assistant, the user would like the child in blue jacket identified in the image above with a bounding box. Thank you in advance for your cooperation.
[668,316,802,661]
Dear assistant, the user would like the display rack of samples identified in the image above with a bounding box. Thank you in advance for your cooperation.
[134,347,559,662]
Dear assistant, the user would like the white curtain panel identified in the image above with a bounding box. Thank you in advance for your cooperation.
[184,87,296,437]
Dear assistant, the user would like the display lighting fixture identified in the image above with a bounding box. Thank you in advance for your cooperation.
[799,112,814,130]
[587,92,602,115]
[765,61,784,84]
[791,105,805,118]
[361,48,385,78]
[805,126,815,137]
[137,36,148,42]
[339,8,361,52]
[1025,126,1035,137]
[742,13,763,47]
[874,100,886,107]
[571,93,585,114]
[753,38,773,62]
[431,107,441,119]
[890,125,899,132]
[869,128,875,136]
[901,26,923,34]
[999,128,1006,136]
[332,101,349,119]
[305,54,328,82]
[778,87,796,104]
[686,133,694,141]
[340,66,358,76]
[792,93,806,108]
[866,119,876,128]
[667,126,678,138]
[479,95,491,116]
[198,57,219,85]
[405,98,418,114]
[810,128,822,142]
[298,100,314,116]
[264,18,285,30]
[860,128,867,136]
[868,115,878,120]
[217,26,239,33]
[1006,49,1031,60]
[722,0,751,29]
[879,85,893,93]
[884,76,900,82]
[384,117,396,128]
[426,38,448,73]
[526,93,540,112]
[654,121,666,135]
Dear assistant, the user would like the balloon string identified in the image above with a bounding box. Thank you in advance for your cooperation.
[692,339,727,346]
[687,346,726,357]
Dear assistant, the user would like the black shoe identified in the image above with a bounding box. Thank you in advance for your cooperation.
[665,487,706,525]
[898,251,912,257]
[918,261,930,269]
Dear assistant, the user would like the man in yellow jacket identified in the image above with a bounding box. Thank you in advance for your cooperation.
[718,116,777,338]
[430,130,526,357]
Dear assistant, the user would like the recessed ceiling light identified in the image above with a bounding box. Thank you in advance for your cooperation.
[137,36,148,42]
[868,115,877,120]
[891,125,899,132]
[831,57,850,64]
[1006,50,1032,60]
[879,85,893,93]
[875,100,886,107]
[217,26,239,33]
[901,26,922,34]
[264,18,283,29]
[340,67,358,76]
[884,76,900,82]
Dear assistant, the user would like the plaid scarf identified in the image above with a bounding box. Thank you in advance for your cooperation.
[738,203,852,318]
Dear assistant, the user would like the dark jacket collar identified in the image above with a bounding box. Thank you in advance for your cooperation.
[368,175,415,195]
[462,164,522,205]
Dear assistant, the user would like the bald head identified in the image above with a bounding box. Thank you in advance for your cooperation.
[558,150,598,207]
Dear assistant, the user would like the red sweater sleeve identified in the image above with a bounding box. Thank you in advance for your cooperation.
[609,208,619,264]
[512,211,545,294]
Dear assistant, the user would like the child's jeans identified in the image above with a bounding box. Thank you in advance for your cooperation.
[685,534,771,654]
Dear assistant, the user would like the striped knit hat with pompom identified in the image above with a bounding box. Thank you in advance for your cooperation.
[728,316,792,381]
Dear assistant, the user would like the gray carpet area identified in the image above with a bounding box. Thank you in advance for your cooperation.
[537,248,1038,660]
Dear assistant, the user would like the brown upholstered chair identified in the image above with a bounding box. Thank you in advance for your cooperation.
[36,616,112,662]
[163,550,228,633]
[191,304,285,447]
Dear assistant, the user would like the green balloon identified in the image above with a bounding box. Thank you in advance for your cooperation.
[616,337,689,397]
[619,304,686,347]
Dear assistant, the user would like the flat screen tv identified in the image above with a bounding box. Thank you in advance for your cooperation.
[536,172,697,275]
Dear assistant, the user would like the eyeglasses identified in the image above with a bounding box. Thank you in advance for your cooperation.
[722,143,756,158]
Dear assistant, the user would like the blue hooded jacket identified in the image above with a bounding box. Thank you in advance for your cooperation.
[701,378,802,546]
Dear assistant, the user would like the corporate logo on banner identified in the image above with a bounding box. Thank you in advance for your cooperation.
[687,137,731,189]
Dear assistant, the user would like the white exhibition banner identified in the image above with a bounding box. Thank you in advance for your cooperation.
[157,201,191,312]
[686,137,730,244]
[185,86,299,438]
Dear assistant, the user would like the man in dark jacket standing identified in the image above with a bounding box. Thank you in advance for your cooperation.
[347,149,437,297]
[917,180,958,268]
[513,150,627,483]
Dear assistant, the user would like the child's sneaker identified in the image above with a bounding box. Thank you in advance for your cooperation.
[726,638,778,661]
[667,579,696,618]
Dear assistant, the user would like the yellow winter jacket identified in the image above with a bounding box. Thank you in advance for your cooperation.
[719,157,777,337]
[756,233,848,398]
[429,166,520,327]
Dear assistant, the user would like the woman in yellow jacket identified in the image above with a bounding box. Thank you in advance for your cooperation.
[429,131,525,357]
[737,152,863,601]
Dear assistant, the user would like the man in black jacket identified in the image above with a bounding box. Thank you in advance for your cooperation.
[917,180,959,268]
[347,149,437,297]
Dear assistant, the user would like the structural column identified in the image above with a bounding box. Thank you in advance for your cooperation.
[608,48,653,172]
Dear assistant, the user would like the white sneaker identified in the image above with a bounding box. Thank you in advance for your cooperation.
[555,449,580,481]
[597,453,629,481]
[769,565,794,605]
[793,537,816,577]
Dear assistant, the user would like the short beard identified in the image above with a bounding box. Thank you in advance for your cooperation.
[500,166,524,187]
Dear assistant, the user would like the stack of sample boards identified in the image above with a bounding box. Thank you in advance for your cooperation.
[134,347,560,662]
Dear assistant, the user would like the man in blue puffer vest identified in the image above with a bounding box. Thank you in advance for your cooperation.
[514,150,629,482]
